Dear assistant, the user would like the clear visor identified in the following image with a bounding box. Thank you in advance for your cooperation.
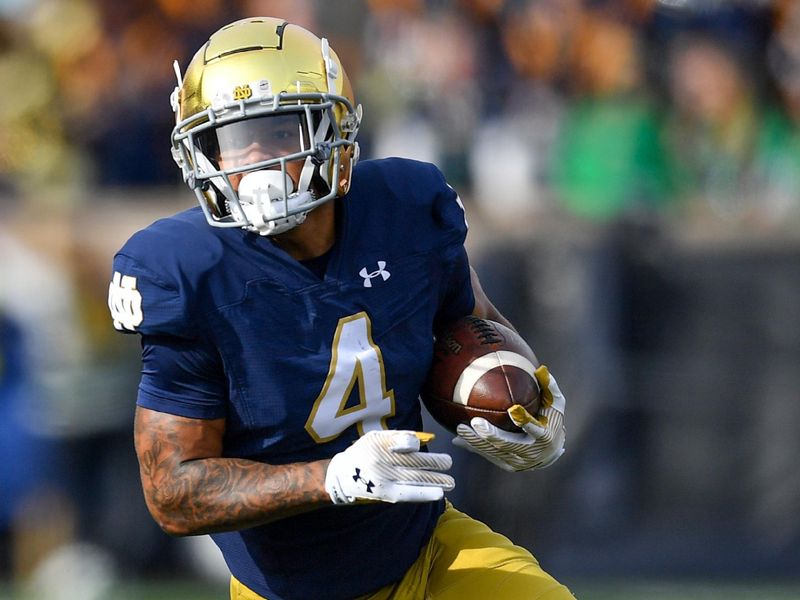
[197,112,313,171]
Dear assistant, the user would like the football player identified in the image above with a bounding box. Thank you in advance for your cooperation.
[108,17,573,600]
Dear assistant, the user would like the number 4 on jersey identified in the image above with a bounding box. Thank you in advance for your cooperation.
[305,312,395,442]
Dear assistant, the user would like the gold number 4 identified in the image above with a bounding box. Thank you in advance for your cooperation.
[305,312,396,442]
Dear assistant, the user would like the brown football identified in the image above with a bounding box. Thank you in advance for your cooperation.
[421,316,541,434]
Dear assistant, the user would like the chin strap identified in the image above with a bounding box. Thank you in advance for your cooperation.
[299,109,334,196]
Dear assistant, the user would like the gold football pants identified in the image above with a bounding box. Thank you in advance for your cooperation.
[230,503,575,600]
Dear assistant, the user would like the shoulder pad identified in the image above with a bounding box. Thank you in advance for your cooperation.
[108,210,221,337]
[352,158,468,249]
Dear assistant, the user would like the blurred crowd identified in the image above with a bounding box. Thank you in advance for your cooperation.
[2,0,800,596]
[1,0,800,226]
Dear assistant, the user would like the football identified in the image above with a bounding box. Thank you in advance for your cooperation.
[421,316,541,434]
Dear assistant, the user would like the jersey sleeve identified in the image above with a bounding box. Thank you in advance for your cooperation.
[430,168,475,327]
[109,219,227,419]
[431,170,469,250]
[108,225,197,338]
[434,244,473,330]
[138,334,227,419]
[109,254,191,337]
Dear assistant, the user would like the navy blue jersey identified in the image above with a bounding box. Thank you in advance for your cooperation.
[109,158,474,600]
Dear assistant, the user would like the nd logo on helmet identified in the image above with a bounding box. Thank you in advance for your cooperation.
[233,84,253,100]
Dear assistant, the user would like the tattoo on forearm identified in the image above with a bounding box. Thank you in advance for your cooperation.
[136,411,330,534]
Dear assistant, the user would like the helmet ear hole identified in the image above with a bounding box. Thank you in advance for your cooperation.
[336,146,355,196]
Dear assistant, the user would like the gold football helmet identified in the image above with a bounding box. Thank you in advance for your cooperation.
[170,17,362,235]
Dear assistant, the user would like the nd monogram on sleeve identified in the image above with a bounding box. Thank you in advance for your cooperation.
[108,271,143,331]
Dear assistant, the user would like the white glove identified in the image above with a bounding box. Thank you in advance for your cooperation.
[325,430,455,504]
[453,365,566,472]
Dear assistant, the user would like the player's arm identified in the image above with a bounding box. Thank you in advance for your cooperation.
[134,406,331,536]
[433,174,566,471]
[135,406,454,536]
[458,265,568,471]
[468,266,514,330]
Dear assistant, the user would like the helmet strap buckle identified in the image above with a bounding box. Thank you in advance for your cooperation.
[311,142,332,166]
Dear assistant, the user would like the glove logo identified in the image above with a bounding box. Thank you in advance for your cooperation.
[352,468,375,493]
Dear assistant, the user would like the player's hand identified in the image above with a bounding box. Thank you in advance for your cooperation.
[325,430,455,504]
[452,365,566,471]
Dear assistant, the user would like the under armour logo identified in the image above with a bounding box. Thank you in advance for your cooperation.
[359,261,390,288]
[352,468,375,493]
[108,271,144,331]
